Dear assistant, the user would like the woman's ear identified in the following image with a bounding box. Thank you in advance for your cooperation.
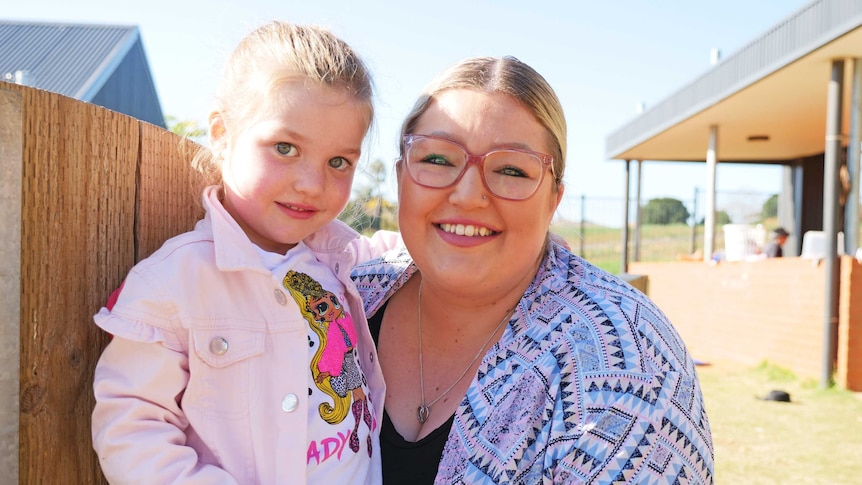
[552,182,565,212]
[395,158,404,186]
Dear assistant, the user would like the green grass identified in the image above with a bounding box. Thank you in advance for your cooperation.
[550,221,710,273]
[697,361,862,484]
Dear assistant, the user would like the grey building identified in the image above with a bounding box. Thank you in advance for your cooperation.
[0,20,165,128]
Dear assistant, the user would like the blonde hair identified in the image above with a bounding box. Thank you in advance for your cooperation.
[400,56,566,188]
[192,21,374,184]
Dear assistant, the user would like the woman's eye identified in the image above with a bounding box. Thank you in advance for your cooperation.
[328,157,352,171]
[497,166,529,178]
[421,154,452,166]
[275,142,298,156]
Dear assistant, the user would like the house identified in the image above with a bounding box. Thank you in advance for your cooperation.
[604,0,862,389]
[0,19,165,128]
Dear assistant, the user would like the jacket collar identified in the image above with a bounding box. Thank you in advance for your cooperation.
[198,185,361,272]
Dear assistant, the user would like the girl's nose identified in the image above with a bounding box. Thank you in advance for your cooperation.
[292,162,325,196]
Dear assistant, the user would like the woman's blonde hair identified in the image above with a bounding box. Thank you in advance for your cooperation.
[192,21,374,185]
[400,56,566,189]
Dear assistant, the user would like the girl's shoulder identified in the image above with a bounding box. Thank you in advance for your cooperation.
[133,225,214,272]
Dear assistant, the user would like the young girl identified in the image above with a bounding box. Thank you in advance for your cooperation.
[91,21,397,484]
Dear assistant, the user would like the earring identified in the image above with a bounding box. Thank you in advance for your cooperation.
[482,195,488,200]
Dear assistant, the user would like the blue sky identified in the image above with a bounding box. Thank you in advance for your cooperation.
[6,0,811,219]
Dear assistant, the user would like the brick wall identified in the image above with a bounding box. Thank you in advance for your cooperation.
[629,257,860,390]
[837,257,862,389]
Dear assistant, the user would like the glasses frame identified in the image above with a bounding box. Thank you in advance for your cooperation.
[401,133,556,201]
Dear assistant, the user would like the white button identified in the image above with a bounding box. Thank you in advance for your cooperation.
[369,352,374,363]
[209,337,228,356]
[281,393,299,413]
[334,263,340,274]
[274,289,287,305]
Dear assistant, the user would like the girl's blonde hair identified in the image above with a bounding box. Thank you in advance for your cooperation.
[192,21,374,184]
[400,56,566,189]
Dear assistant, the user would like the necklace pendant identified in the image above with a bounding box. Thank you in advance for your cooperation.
[417,405,431,424]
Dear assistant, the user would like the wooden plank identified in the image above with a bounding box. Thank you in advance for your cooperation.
[0,87,24,484]
[137,123,203,260]
[4,82,204,483]
[17,84,138,484]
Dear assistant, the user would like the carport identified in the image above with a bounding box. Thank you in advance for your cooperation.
[605,0,862,387]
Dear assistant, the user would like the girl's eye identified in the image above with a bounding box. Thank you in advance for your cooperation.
[328,157,352,171]
[275,142,298,156]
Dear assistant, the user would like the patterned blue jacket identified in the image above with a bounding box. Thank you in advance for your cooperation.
[351,242,714,484]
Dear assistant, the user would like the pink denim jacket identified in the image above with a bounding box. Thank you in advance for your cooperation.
[92,187,399,484]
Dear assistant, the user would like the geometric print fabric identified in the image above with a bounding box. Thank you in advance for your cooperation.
[352,242,714,484]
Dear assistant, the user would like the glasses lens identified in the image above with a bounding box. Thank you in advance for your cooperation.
[405,137,465,188]
[483,151,545,200]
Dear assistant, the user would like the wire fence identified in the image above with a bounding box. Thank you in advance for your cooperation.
[550,190,778,273]
[345,188,782,274]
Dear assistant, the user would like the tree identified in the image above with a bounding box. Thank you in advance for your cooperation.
[641,198,689,225]
[698,210,732,226]
[166,116,206,143]
[339,158,398,233]
[761,193,778,220]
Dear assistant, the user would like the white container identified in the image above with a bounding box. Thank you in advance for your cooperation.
[723,224,766,261]
[801,231,844,259]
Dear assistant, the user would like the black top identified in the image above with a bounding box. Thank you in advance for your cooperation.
[368,301,454,485]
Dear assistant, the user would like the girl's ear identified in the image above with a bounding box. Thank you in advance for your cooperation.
[208,111,228,157]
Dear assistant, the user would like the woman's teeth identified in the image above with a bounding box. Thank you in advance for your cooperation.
[439,223,492,237]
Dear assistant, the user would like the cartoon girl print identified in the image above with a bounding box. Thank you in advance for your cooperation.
[283,270,373,455]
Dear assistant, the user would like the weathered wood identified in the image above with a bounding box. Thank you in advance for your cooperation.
[1,86,24,484]
[1,83,202,484]
[138,122,204,260]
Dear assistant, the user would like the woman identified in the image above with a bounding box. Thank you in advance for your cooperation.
[352,56,714,484]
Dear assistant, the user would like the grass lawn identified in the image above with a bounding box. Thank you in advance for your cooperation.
[696,361,862,484]
[549,222,712,274]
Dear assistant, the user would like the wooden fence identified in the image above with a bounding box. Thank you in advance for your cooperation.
[1,83,202,484]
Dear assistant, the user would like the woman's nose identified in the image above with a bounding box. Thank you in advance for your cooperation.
[449,165,490,205]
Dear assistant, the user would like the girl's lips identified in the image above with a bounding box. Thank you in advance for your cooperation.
[277,201,318,220]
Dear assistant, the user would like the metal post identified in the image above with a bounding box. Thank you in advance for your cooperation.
[579,194,586,258]
[633,160,642,262]
[846,58,861,253]
[792,161,804,255]
[704,126,718,262]
[691,187,699,255]
[822,59,844,388]
[621,160,631,273]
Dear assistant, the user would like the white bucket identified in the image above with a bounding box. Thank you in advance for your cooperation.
[801,231,844,259]
[723,224,766,261]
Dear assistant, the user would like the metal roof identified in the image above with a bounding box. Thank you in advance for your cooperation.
[0,20,139,101]
[605,0,862,163]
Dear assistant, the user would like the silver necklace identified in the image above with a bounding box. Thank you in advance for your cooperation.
[416,280,514,424]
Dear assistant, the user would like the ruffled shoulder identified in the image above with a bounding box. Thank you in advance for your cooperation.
[94,308,187,353]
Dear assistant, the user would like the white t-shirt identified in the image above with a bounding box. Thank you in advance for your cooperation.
[258,242,374,482]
